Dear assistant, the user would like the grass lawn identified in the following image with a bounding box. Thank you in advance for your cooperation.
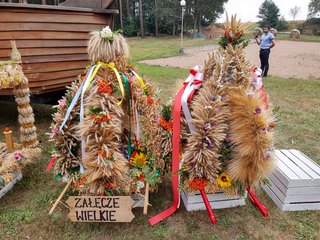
[0,38,320,240]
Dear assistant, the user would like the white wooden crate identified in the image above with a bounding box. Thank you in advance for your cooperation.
[181,190,246,212]
[262,149,320,211]
[0,172,22,199]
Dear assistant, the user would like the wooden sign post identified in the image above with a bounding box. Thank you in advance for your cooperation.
[66,196,135,222]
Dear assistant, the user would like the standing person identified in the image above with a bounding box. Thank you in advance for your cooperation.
[255,25,276,77]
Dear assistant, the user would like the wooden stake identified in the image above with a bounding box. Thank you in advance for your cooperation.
[49,179,72,215]
[143,182,150,215]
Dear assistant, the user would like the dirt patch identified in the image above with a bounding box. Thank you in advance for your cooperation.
[141,40,320,80]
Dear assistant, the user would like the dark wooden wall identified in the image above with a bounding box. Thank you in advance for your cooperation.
[0,4,117,95]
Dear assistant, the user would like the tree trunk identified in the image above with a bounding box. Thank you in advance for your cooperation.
[193,14,198,38]
[126,0,131,18]
[139,0,145,38]
[154,0,159,37]
[197,13,201,33]
[119,0,124,29]
[173,22,176,36]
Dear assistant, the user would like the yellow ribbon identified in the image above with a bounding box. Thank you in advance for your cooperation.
[130,69,147,90]
[83,62,125,106]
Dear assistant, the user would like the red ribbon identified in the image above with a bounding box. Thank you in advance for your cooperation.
[149,87,186,225]
[45,157,56,173]
[259,85,269,110]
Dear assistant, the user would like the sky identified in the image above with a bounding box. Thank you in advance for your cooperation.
[218,0,310,22]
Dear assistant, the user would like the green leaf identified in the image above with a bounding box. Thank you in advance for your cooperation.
[142,166,150,174]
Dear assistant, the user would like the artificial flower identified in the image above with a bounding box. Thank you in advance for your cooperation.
[147,96,154,106]
[217,172,232,188]
[131,152,148,168]
[136,180,145,190]
[100,26,113,40]
[58,97,67,107]
[159,117,173,132]
[189,178,208,190]
[97,79,113,95]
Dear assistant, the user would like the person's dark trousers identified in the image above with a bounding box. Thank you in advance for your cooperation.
[259,48,270,77]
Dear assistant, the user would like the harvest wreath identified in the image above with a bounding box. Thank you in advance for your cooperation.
[48,27,171,216]
[149,14,275,225]
[0,41,41,193]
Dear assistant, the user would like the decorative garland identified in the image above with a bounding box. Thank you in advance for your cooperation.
[49,27,167,196]
[0,41,39,148]
[149,14,275,225]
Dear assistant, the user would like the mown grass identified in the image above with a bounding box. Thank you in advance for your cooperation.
[275,33,320,43]
[128,37,216,63]
[0,38,320,240]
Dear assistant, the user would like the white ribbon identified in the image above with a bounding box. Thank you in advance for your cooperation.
[251,67,263,90]
[59,65,97,174]
[181,65,204,134]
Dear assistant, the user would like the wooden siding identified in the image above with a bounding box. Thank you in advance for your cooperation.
[0,3,117,95]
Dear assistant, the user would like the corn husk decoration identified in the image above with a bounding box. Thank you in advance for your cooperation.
[0,41,39,148]
[49,27,167,197]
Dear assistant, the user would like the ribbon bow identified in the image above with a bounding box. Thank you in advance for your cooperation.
[181,65,204,133]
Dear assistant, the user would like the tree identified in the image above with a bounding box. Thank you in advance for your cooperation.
[289,6,301,21]
[190,0,228,37]
[257,0,280,28]
[308,0,320,18]
[139,0,145,38]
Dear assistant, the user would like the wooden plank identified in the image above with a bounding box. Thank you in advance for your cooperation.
[19,54,88,64]
[28,76,76,87]
[275,150,311,180]
[0,47,87,57]
[0,31,90,40]
[0,3,119,14]
[262,184,286,211]
[285,193,320,203]
[262,184,320,211]
[184,192,241,204]
[0,11,108,24]
[0,22,106,32]
[0,39,87,49]
[269,173,320,195]
[181,191,246,212]
[268,173,288,195]
[290,149,320,176]
[281,150,320,179]
[22,61,88,72]
[66,196,135,223]
[265,179,287,203]
[0,172,22,199]
[26,69,83,82]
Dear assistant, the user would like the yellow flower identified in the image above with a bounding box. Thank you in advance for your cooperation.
[131,152,148,168]
[217,172,232,188]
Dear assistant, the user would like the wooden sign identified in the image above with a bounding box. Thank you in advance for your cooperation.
[66,196,135,222]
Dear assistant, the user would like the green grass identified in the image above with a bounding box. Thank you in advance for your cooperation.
[275,33,320,43]
[0,38,320,240]
[128,37,216,63]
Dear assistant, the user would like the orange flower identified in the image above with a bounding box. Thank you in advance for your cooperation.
[147,96,154,106]
[137,173,145,182]
[97,79,113,95]
[189,178,208,190]
[76,176,87,186]
[92,114,112,123]
[98,149,107,158]
[104,183,114,189]
[159,117,173,132]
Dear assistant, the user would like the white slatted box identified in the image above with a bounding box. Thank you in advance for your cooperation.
[181,190,246,211]
[262,149,320,211]
[0,172,22,199]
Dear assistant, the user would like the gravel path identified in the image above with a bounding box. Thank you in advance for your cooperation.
[141,40,320,80]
